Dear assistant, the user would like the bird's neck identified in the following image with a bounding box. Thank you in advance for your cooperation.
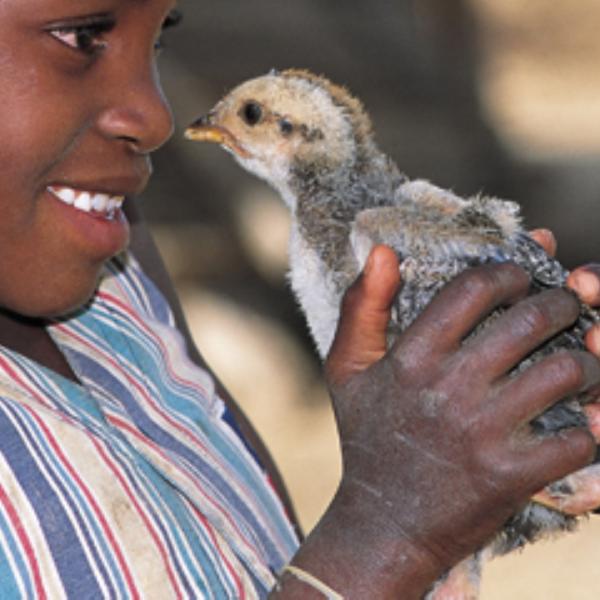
[290,147,404,286]
[290,145,402,211]
[295,185,358,284]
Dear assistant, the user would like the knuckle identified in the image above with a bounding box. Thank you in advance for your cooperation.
[493,455,518,485]
[571,429,596,461]
[550,351,586,389]
[340,279,363,312]
[453,263,528,306]
[476,445,517,487]
[494,261,530,283]
[453,268,498,305]
[513,299,552,337]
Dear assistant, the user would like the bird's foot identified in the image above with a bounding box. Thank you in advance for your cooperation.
[533,463,600,515]
[426,555,481,600]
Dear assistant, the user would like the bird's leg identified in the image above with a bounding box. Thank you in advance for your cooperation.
[533,463,600,515]
[425,555,482,600]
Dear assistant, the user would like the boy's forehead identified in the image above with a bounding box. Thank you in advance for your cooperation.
[24,0,177,10]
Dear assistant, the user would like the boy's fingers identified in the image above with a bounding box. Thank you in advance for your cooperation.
[565,265,600,359]
[326,245,401,385]
[567,265,600,306]
[584,326,600,358]
[523,428,595,490]
[495,351,600,427]
[529,228,557,257]
[392,263,530,366]
[584,404,600,443]
[461,288,580,381]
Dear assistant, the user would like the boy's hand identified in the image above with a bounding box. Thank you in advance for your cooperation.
[320,239,600,594]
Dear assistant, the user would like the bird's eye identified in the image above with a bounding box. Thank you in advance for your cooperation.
[279,119,294,136]
[241,102,263,126]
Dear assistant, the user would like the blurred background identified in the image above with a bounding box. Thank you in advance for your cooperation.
[144,1,600,597]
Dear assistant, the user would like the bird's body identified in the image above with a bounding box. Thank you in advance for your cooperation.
[186,69,599,599]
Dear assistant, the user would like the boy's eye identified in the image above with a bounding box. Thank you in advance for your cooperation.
[48,18,115,56]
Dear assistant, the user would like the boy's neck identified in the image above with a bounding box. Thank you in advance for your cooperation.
[0,310,78,382]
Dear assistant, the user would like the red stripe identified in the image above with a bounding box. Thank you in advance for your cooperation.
[0,485,47,599]
[105,413,256,560]
[51,325,261,560]
[91,437,184,599]
[53,319,212,456]
[0,356,141,598]
[188,502,245,597]
[96,291,204,392]
[28,413,142,600]
[0,357,54,410]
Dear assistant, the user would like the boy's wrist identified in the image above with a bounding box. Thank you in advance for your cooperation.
[271,484,449,599]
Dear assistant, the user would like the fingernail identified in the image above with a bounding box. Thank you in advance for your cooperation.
[585,326,600,358]
[531,229,557,256]
[568,270,600,305]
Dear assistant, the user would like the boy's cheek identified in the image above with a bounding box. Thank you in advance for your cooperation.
[0,257,103,318]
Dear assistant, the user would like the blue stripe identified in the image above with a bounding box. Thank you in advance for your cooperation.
[110,454,198,598]
[95,272,298,558]
[0,406,105,597]
[30,362,227,597]
[0,252,300,596]
[108,257,172,325]
[4,398,126,597]
[73,343,288,566]
[135,460,230,597]
[0,508,32,598]
[47,355,243,596]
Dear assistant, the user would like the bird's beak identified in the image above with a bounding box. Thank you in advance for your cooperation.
[185,117,252,159]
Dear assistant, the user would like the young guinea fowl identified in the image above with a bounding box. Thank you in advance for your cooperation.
[186,69,600,599]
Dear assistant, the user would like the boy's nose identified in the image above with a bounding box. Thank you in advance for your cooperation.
[96,66,174,154]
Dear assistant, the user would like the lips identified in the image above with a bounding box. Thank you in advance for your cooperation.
[43,181,132,263]
[47,185,125,220]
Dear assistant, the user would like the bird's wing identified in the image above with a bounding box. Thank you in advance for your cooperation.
[349,202,512,332]
[349,202,512,275]
[395,179,470,215]
[509,231,569,288]
[394,183,569,289]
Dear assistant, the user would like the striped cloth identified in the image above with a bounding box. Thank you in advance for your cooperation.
[0,253,299,598]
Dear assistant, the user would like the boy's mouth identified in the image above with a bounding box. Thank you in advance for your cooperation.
[47,185,125,220]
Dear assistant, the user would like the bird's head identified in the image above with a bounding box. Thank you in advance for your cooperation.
[185,69,377,208]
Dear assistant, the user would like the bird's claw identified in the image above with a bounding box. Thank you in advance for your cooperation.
[533,464,600,515]
[426,556,481,600]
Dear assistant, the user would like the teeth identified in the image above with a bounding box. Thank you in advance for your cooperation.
[52,187,76,205]
[107,198,120,212]
[92,194,108,212]
[74,191,92,211]
[48,186,124,217]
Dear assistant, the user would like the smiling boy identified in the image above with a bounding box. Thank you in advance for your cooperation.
[0,1,598,598]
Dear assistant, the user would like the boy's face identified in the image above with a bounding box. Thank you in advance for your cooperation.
[0,0,175,318]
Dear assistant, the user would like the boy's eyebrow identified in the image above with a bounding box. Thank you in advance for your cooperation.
[163,8,183,30]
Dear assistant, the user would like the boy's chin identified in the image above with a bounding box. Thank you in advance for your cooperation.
[4,279,101,322]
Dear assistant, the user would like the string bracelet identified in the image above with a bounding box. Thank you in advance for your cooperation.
[282,565,344,599]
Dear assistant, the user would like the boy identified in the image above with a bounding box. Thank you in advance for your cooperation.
[0,1,598,597]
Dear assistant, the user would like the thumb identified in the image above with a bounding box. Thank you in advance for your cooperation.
[325,245,401,386]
